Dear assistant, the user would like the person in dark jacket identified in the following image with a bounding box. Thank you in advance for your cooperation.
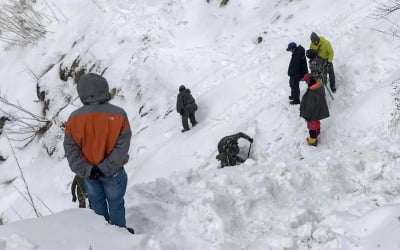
[287,42,308,105]
[306,49,327,84]
[216,132,253,168]
[176,85,198,132]
[71,175,87,208]
[300,73,330,146]
[64,73,134,234]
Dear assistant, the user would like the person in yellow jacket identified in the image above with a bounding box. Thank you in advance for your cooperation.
[309,32,336,92]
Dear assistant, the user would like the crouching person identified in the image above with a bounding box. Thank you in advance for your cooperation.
[216,132,253,168]
[64,73,134,234]
[300,73,330,146]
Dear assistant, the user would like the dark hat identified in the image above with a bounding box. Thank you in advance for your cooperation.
[179,85,186,91]
[310,32,319,42]
[286,42,297,51]
[306,49,318,59]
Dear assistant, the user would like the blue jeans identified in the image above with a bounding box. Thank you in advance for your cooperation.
[85,168,127,227]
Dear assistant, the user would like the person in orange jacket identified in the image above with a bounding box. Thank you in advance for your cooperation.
[64,73,134,234]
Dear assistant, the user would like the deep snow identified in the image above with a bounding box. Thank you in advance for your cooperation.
[0,0,400,249]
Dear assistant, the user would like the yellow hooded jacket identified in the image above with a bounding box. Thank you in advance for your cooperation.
[309,36,334,63]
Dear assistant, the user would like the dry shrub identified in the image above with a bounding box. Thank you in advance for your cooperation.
[0,0,46,47]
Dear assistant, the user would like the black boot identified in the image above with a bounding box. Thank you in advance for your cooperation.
[126,227,135,234]
[289,100,300,105]
[78,200,86,208]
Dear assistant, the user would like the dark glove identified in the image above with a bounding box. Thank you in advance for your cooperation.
[89,165,105,180]
[326,61,332,69]
[72,195,77,202]
[249,138,254,143]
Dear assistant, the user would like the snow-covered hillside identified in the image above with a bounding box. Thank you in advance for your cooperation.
[1,0,400,249]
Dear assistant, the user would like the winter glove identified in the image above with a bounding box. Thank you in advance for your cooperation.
[216,153,226,161]
[89,165,105,180]
[249,138,254,143]
[326,61,332,70]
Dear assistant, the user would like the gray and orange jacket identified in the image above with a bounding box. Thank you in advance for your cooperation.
[64,73,132,178]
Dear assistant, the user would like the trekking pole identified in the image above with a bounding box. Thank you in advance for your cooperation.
[324,83,334,100]
[324,75,334,101]
[247,143,252,158]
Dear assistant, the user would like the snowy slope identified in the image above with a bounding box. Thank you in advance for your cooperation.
[1,0,400,249]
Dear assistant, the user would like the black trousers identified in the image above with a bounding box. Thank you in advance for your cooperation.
[220,154,245,168]
[181,111,196,130]
[289,77,300,102]
[328,63,335,88]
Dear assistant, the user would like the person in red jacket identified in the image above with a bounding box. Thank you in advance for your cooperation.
[64,73,134,234]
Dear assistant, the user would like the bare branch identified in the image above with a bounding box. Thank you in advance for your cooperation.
[7,134,41,218]
[372,0,400,19]
[0,96,51,147]
[0,0,47,47]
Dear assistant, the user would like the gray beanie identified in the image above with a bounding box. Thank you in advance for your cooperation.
[310,32,319,42]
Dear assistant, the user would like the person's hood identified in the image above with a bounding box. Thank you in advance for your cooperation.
[180,88,191,94]
[294,45,305,56]
[77,73,111,105]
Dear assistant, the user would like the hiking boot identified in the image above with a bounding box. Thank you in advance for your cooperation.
[330,86,336,93]
[192,121,198,127]
[126,227,135,234]
[289,100,300,105]
[306,137,318,146]
[289,96,294,100]
[181,128,190,133]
